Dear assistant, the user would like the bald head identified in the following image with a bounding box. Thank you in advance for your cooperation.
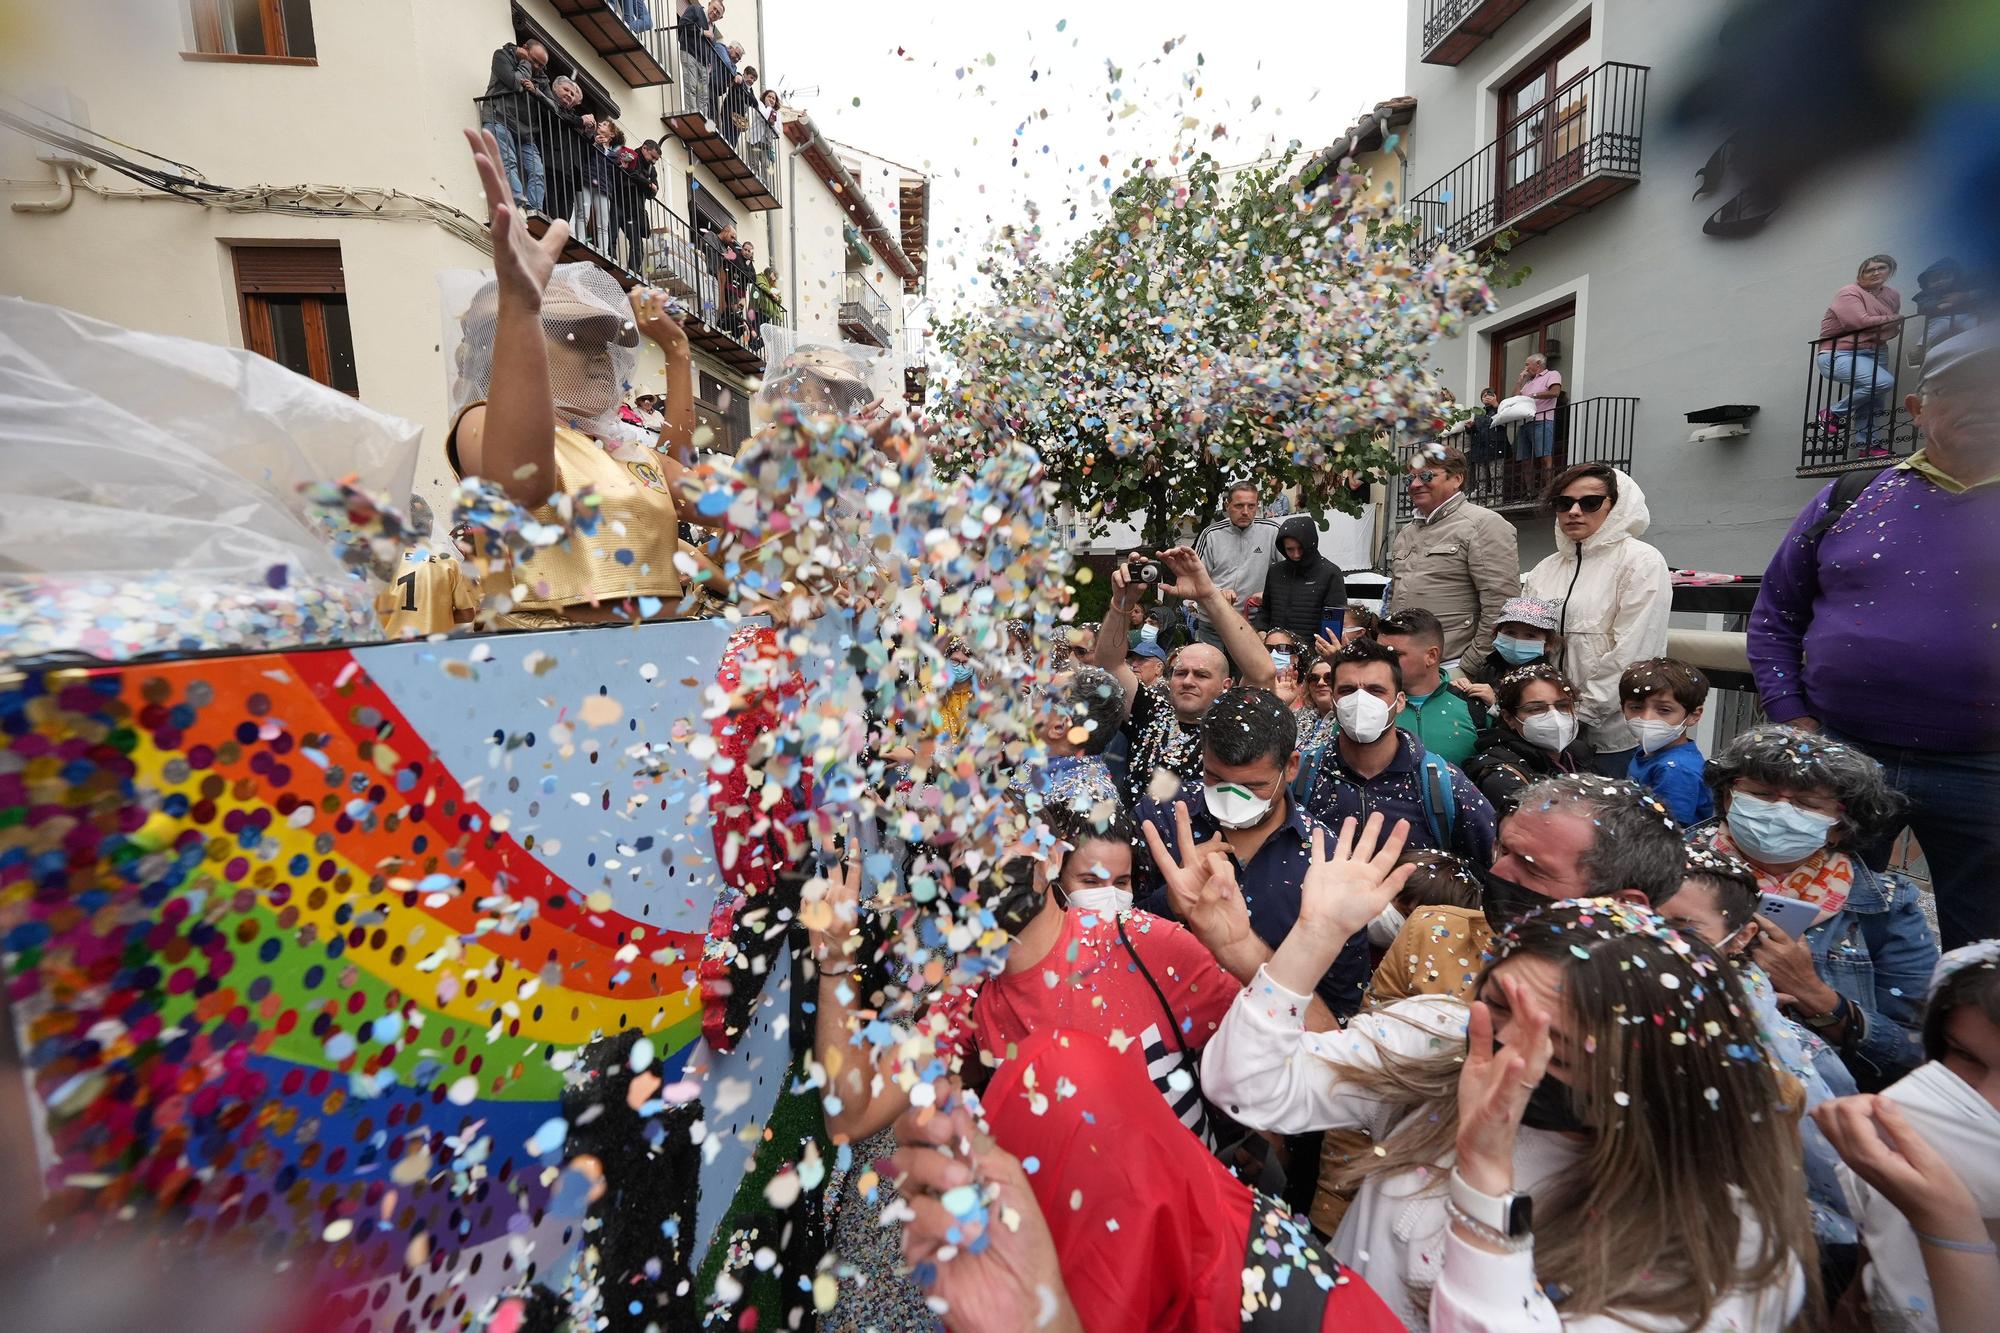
[1167,643,1232,723]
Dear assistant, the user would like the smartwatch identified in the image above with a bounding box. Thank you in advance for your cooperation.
[1450,1167,1533,1239]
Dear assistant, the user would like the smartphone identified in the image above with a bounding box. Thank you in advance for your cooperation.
[1756,892,1820,941]
[1319,608,1345,640]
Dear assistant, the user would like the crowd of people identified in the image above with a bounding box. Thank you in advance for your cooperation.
[830,331,1996,1329]
[478,29,778,343]
[411,124,2000,1330]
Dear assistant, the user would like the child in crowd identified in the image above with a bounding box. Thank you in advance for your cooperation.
[1365,848,1488,1005]
[1620,657,1714,825]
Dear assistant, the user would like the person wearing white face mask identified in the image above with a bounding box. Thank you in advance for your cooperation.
[1464,663,1593,815]
[1619,657,1715,826]
[1298,639,1497,868]
[1137,688,1366,1024]
[1690,725,1940,1092]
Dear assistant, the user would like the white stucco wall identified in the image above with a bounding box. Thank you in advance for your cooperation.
[0,0,765,513]
[1400,0,1928,573]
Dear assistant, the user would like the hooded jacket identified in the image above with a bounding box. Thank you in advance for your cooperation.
[1463,723,1590,814]
[1255,515,1346,643]
[1520,469,1672,754]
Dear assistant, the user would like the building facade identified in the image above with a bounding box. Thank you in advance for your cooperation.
[1384,0,1930,571]
[1,0,924,513]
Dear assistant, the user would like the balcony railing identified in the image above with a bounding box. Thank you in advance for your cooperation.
[839,272,894,348]
[1394,396,1639,521]
[473,93,780,372]
[657,24,781,211]
[547,0,671,87]
[1421,0,1532,66]
[1799,312,1938,476]
[1406,63,1648,255]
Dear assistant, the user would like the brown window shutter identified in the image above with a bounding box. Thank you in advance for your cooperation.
[232,244,345,294]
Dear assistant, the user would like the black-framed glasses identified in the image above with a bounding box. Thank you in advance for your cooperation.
[1305,669,1335,684]
[1552,494,1609,514]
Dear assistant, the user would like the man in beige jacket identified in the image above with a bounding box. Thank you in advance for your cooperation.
[1385,445,1520,665]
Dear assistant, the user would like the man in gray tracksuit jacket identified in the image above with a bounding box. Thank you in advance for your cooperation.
[1190,482,1279,651]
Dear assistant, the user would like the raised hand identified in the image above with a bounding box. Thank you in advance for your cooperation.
[463,127,568,308]
[628,287,690,358]
[1312,629,1343,660]
[1455,972,1553,1197]
[802,849,863,970]
[1139,802,1253,954]
[1812,1095,1984,1238]
[1296,814,1415,950]
[1157,545,1217,602]
[891,1094,1081,1333]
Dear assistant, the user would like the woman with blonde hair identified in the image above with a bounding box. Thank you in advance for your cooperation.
[1204,813,1818,1330]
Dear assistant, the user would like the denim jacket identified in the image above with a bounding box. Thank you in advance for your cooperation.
[1690,823,1936,1090]
[1802,858,1937,1089]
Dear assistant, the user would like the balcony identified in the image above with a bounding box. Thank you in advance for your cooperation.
[474,94,780,373]
[1394,396,1639,522]
[657,25,780,211]
[839,272,894,348]
[1799,313,1931,476]
[546,0,671,88]
[903,323,928,403]
[1406,63,1648,254]
[1421,0,1533,66]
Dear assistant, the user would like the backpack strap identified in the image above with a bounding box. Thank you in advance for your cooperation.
[1802,467,1886,545]
[1418,753,1458,850]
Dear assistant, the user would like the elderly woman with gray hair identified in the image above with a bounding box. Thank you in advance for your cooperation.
[1689,725,1940,1091]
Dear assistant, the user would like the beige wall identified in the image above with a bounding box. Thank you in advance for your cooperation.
[0,0,763,513]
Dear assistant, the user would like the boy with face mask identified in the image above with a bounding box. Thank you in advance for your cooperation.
[1620,657,1714,826]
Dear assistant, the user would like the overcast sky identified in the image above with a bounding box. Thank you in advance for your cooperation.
[764,1,1408,315]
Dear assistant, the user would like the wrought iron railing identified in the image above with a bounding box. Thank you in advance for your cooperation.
[840,272,894,348]
[1393,395,1639,520]
[1420,0,1523,59]
[1405,63,1648,253]
[472,93,780,365]
[1799,312,1936,475]
[659,20,781,207]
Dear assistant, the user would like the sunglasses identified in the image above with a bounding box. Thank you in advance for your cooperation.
[1408,469,1445,484]
[1552,494,1609,514]
[1305,670,1334,684]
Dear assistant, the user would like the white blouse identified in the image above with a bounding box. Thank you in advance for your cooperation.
[1202,967,1805,1331]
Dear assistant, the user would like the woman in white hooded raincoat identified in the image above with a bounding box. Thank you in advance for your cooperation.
[1521,463,1671,774]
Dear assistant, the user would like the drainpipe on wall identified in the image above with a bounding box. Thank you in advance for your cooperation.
[786,142,799,330]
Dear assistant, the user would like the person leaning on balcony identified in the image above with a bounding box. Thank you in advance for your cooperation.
[1519,463,1670,778]
[452,128,722,629]
[615,139,663,274]
[542,78,586,231]
[1815,254,1903,456]
[1385,443,1521,669]
[481,37,550,212]
[676,0,721,94]
[1514,354,1563,492]
[1748,326,2000,952]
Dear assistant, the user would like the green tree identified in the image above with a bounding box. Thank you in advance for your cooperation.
[932,151,1494,548]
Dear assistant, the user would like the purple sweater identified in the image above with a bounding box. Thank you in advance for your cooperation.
[1749,467,2000,751]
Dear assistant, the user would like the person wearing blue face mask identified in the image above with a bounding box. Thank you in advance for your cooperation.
[1689,725,1939,1092]
[1455,596,1565,710]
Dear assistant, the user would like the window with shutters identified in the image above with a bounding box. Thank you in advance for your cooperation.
[232,245,358,395]
[187,0,317,63]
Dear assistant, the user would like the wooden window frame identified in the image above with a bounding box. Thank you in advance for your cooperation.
[186,0,317,63]
[233,245,358,396]
[1496,22,1592,216]
[1488,298,1575,396]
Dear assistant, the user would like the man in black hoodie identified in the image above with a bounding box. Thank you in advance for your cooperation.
[1254,515,1346,645]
